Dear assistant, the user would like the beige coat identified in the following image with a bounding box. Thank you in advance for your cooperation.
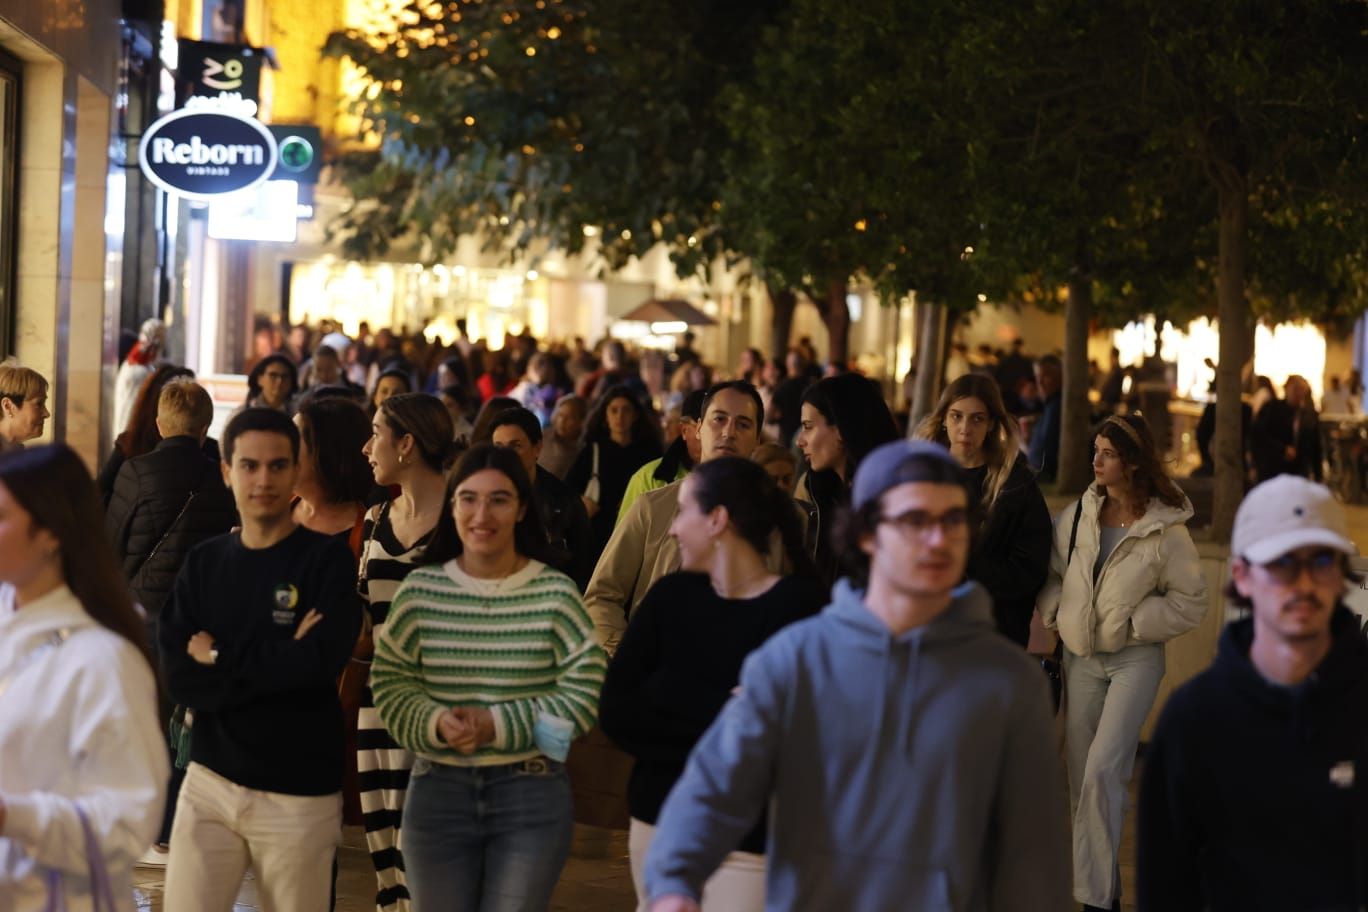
[1035,486,1207,657]
[583,480,796,652]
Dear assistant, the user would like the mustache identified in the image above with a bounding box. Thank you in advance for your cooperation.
[1283,595,1327,613]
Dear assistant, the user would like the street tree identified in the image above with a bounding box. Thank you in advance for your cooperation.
[1135,0,1368,539]
[323,0,784,275]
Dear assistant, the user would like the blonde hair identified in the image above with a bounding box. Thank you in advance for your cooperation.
[750,441,797,472]
[0,363,48,405]
[913,373,1021,514]
[157,378,213,438]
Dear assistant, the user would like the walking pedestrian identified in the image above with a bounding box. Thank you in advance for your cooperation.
[644,440,1071,911]
[1035,414,1208,911]
[104,378,238,861]
[241,353,300,416]
[370,444,607,912]
[537,395,586,480]
[794,372,900,586]
[292,396,377,828]
[0,444,168,912]
[0,363,49,454]
[1139,475,1368,911]
[113,318,166,435]
[583,381,768,652]
[159,408,361,911]
[490,407,594,591]
[915,373,1052,646]
[1027,355,1063,482]
[565,385,662,561]
[357,392,456,912]
[600,457,822,912]
[617,389,705,522]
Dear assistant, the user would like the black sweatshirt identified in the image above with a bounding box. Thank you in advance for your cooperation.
[160,526,362,796]
[1138,607,1368,911]
[599,572,824,853]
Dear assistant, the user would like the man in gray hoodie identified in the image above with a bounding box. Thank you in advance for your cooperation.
[645,440,1071,911]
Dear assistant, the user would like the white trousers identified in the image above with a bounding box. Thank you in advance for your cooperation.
[629,817,766,912]
[1064,642,1165,908]
[164,762,342,912]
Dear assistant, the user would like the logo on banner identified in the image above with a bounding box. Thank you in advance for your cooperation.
[139,108,278,199]
[202,56,246,91]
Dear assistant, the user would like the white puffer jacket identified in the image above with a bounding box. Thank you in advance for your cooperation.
[1035,485,1208,658]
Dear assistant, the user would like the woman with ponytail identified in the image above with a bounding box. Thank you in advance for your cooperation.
[914,373,1052,646]
[355,393,456,912]
[0,444,167,910]
[600,457,821,912]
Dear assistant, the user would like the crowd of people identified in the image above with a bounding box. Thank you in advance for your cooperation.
[0,320,1365,912]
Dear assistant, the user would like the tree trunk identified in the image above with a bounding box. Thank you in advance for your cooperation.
[1212,177,1250,540]
[1056,269,1095,496]
[823,278,851,368]
[910,300,947,430]
[767,284,798,363]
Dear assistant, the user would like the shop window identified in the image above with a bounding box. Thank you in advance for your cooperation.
[0,48,19,357]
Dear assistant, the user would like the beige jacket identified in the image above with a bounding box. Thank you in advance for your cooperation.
[1035,486,1207,657]
[583,480,794,652]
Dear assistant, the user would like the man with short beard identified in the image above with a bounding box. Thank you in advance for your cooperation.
[583,381,768,652]
[1139,475,1368,911]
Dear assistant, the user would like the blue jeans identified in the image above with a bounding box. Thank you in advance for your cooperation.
[402,757,573,912]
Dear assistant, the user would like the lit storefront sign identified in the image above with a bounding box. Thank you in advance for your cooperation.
[207,180,299,242]
[138,108,278,199]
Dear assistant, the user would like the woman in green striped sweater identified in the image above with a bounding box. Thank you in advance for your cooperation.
[370,443,607,912]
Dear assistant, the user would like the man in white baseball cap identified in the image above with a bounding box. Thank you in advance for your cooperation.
[1138,475,1368,911]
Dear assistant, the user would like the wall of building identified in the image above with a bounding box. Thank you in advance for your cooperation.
[0,0,121,468]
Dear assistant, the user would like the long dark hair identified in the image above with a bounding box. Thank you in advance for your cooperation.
[690,457,816,579]
[801,373,900,481]
[1093,414,1186,512]
[245,353,299,404]
[118,364,194,458]
[0,445,153,668]
[421,444,553,566]
[296,397,374,505]
[581,384,662,452]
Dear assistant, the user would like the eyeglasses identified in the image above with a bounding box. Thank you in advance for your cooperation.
[454,492,519,514]
[879,507,969,539]
[1254,549,1343,585]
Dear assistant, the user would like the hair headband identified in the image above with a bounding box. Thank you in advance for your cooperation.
[1103,415,1144,449]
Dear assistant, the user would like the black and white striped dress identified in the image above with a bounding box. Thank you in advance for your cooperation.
[358,502,435,912]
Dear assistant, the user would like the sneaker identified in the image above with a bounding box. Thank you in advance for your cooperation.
[136,844,170,867]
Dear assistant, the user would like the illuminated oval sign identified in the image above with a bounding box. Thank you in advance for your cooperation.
[138,109,278,199]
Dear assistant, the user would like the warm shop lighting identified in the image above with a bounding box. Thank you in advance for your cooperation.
[651,321,689,335]
[582,225,600,237]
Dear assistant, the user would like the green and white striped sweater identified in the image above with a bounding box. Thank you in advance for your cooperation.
[371,558,607,766]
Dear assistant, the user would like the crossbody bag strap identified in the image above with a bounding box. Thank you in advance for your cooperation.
[1066,499,1083,567]
[130,460,211,588]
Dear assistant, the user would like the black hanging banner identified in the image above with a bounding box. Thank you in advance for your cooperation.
[177,40,264,107]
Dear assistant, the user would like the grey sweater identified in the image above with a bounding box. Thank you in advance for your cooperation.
[645,579,1072,911]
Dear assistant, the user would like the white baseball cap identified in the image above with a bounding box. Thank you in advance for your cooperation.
[1231,475,1356,564]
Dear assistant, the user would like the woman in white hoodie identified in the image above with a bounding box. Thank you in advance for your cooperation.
[0,444,167,911]
[1035,414,1207,912]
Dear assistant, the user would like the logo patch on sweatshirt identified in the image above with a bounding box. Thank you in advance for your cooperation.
[272,583,300,625]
